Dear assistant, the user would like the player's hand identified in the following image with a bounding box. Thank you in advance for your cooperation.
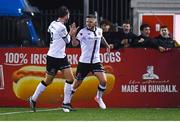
[106,45,111,55]
[109,44,114,49]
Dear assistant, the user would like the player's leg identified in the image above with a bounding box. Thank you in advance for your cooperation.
[72,62,89,91]
[62,78,83,112]
[62,62,89,111]
[31,74,55,101]
[59,56,76,112]
[61,67,75,111]
[29,73,55,112]
[93,64,107,109]
[29,56,57,112]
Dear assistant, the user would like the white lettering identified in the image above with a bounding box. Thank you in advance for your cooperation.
[31,54,47,64]
[100,52,121,63]
[148,85,178,93]
[67,54,78,65]
[115,52,121,62]
[121,85,138,92]
[140,85,147,92]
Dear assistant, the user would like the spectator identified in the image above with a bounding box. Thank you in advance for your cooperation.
[154,25,176,52]
[100,19,115,46]
[132,24,156,48]
[110,20,137,49]
[99,20,111,32]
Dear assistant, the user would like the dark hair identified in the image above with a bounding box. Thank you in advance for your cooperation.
[58,6,69,17]
[100,19,111,27]
[122,20,131,24]
[140,24,150,31]
[86,14,96,19]
[160,25,168,29]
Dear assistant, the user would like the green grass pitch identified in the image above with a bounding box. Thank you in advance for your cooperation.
[0,107,180,121]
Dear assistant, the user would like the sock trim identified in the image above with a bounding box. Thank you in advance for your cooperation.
[41,80,47,87]
[98,84,106,91]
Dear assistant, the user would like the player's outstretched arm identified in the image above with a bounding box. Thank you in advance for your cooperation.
[101,36,110,48]
[101,36,111,53]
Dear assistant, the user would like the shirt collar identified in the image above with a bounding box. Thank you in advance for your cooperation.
[86,27,97,32]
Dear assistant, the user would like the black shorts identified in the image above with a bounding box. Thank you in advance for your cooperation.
[46,55,70,76]
[76,62,104,80]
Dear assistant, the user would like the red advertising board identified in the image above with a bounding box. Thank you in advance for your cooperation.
[0,48,180,108]
[142,15,173,38]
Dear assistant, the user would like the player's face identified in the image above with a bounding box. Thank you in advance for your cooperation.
[64,13,70,23]
[86,18,96,30]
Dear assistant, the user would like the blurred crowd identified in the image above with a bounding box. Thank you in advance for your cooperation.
[99,19,178,52]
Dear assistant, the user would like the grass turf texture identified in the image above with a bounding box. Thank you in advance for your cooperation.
[0,107,180,121]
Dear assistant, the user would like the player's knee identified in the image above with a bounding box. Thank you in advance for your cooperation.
[68,76,75,82]
[100,80,107,86]
[73,79,83,89]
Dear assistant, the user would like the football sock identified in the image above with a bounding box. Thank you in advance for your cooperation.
[31,80,47,101]
[63,80,73,104]
[96,84,106,99]
[68,88,75,103]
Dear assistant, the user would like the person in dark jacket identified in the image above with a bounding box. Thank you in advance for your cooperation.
[110,20,137,49]
[154,25,176,52]
[132,24,156,48]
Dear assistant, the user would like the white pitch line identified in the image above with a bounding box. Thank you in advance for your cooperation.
[0,108,61,116]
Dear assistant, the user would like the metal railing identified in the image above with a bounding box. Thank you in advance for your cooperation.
[0,10,83,47]
[90,0,131,27]
[0,0,131,47]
